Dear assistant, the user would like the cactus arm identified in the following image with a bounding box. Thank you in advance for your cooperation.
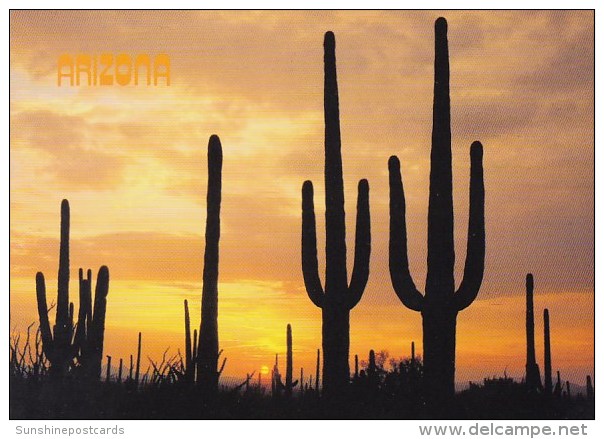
[217,349,227,377]
[87,266,109,378]
[347,179,370,309]
[74,268,89,351]
[454,141,485,311]
[302,180,325,308]
[35,272,54,360]
[388,156,424,312]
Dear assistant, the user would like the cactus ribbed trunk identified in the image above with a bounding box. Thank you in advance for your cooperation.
[544,308,552,395]
[388,18,485,416]
[301,31,371,403]
[423,309,457,401]
[525,273,542,392]
[198,135,223,396]
[322,30,350,398]
[54,199,72,378]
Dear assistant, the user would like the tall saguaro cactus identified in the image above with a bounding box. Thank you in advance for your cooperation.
[197,135,223,395]
[525,273,542,392]
[301,31,371,400]
[35,199,110,380]
[388,18,485,411]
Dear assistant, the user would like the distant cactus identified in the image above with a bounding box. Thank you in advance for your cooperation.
[135,332,142,387]
[271,354,281,397]
[554,371,562,398]
[388,18,485,411]
[586,375,594,398]
[411,341,415,364]
[544,308,552,395]
[118,358,123,383]
[106,355,112,383]
[525,274,542,392]
[183,299,195,383]
[35,199,110,380]
[354,354,359,379]
[284,324,298,398]
[197,135,225,396]
[315,349,320,392]
[301,31,371,400]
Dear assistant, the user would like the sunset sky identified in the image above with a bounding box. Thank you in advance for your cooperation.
[9,10,593,386]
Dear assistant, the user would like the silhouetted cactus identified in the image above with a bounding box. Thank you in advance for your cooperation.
[554,371,562,398]
[354,354,359,379]
[284,324,298,398]
[76,267,110,380]
[35,199,110,380]
[135,332,142,387]
[197,135,224,396]
[544,308,552,395]
[183,299,195,383]
[118,358,123,383]
[301,31,371,400]
[586,375,594,398]
[388,18,485,411]
[315,349,320,392]
[106,356,111,383]
[525,274,542,392]
[271,354,281,397]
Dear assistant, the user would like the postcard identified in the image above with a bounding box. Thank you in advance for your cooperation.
[9,9,594,422]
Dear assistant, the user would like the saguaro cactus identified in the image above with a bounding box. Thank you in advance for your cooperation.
[388,18,485,411]
[35,199,73,378]
[183,299,195,383]
[586,375,594,398]
[284,323,297,398]
[197,135,224,395]
[315,349,320,391]
[77,266,110,380]
[544,308,552,395]
[301,31,371,400]
[35,199,110,380]
[525,274,542,392]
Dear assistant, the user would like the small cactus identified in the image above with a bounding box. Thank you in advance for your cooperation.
[544,308,552,395]
[284,324,298,398]
[586,375,594,399]
[525,274,542,392]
